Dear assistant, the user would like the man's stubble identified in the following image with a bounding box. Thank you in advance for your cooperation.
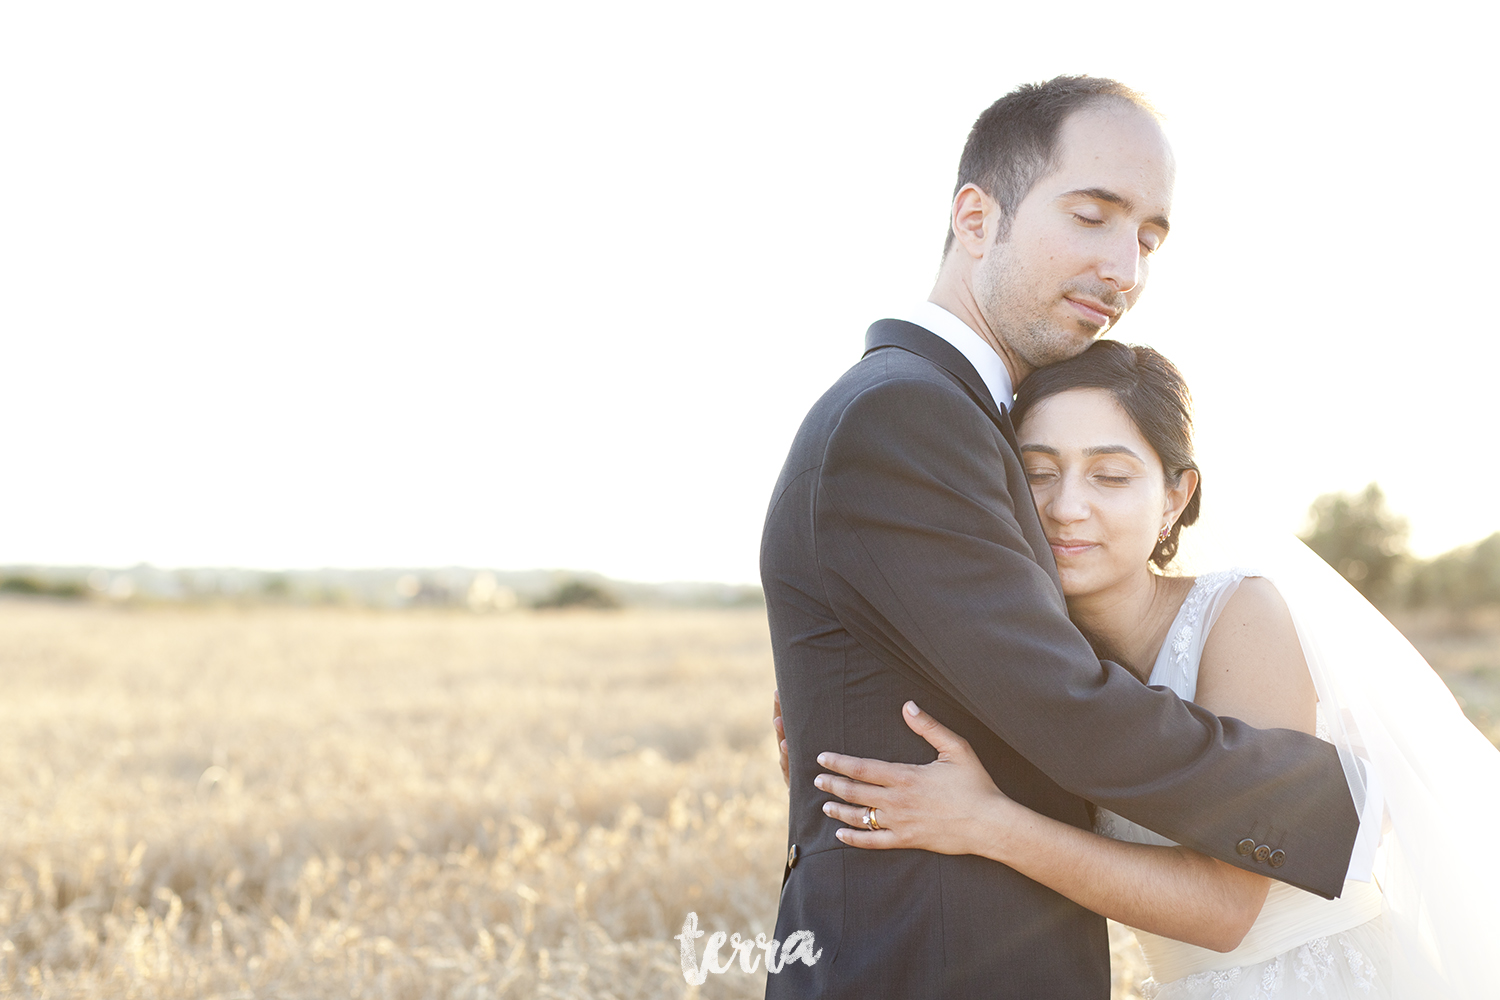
[976,236,1126,378]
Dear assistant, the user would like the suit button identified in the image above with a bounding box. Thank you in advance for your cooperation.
[1253,845,1272,864]
[1236,839,1255,857]
[1269,849,1286,868]
[787,844,800,869]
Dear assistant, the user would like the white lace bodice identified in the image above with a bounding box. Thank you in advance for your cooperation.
[1149,568,1249,699]
[1093,572,1387,995]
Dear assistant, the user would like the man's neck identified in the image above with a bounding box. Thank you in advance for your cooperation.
[903,301,1015,410]
[927,279,1028,388]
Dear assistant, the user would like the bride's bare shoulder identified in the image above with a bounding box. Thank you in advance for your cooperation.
[1196,576,1318,734]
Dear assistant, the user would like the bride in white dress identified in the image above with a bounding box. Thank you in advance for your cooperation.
[794,341,1500,998]
[1087,567,1388,998]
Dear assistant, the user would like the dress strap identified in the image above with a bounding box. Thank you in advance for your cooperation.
[1146,570,1252,699]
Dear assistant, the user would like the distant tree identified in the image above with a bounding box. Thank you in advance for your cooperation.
[534,579,620,610]
[0,576,86,599]
[1406,532,1500,610]
[1299,483,1409,604]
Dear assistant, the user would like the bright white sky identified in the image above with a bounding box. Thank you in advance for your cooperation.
[2,2,1494,584]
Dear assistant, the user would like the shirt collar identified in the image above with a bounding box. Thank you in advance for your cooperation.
[901,301,1015,411]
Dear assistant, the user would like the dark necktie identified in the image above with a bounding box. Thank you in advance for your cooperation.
[998,404,1020,454]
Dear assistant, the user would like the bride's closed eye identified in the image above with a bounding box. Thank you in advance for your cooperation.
[1090,466,1139,485]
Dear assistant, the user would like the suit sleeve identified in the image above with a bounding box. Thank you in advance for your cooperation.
[814,374,1359,899]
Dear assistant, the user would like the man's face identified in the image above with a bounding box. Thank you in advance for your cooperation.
[975,105,1174,376]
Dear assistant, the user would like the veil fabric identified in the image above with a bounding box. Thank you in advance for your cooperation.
[1176,522,1500,998]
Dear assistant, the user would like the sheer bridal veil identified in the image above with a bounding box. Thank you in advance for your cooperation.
[1177,513,1500,998]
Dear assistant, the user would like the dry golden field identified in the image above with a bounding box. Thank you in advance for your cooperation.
[1389,608,1500,747]
[0,602,786,999]
[3,600,1494,999]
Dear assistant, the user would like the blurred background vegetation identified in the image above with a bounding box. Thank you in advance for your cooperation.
[3,482,1488,616]
[1299,482,1500,613]
[2,486,1496,749]
[0,565,760,613]
[1300,483,1500,744]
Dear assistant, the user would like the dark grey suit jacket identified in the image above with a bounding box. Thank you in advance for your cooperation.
[760,320,1359,999]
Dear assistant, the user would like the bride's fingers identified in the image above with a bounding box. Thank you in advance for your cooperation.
[813,771,883,806]
[815,751,907,788]
[901,701,973,759]
[832,826,900,850]
[822,801,901,850]
[822,799,894,830]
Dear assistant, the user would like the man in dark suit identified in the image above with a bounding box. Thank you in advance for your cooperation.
[761,76,1362,998]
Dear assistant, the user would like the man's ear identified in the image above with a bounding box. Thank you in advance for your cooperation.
[951,183,1000,259]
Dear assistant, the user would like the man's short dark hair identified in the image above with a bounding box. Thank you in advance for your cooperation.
[943,76,1159,257]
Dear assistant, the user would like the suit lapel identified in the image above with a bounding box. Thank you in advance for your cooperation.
[864,319,1014,440]
[865,319,1061,591]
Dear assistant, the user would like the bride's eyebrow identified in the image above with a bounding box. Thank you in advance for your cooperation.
[1019,444,1143,460]
[1083,445,1144,460]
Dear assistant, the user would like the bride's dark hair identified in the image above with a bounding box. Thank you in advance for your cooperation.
[1012,340,1201,569]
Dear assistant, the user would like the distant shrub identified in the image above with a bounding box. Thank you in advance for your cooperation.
[1301,486,1500,612]
[0,576,86,599]
[534,579,620,609]
[1405,532,1500,611]
[1300,484,1409,605]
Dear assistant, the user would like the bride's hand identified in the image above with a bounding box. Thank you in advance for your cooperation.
[815,701,1016,855]
[773,689,789,788]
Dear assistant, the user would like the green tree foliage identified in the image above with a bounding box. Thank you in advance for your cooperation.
[1299,483,1409,604]
[0,576,86,599]
[1405,532,1500,610]
[534,579,620,610]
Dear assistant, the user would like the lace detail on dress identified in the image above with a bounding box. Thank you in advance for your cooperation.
[1144,966,1243,1000]
[1253,955,1285,1000]
[1340,940,1377,994]
[1137,926,1385,998]
[1169,570,1243,669]
[1092,806,1128,840]
[1292,937,1335,994]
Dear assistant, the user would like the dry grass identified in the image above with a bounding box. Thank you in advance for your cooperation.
[26,598,1444,997]
[1389,607,1500,746]
[0,603,787,998]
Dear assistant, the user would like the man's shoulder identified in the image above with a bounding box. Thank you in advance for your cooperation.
[805,350,1008,481]
[816,346,978,419]
[772,345,1000,492]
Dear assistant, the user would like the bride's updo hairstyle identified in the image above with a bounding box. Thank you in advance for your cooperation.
[1012,340,1201,569]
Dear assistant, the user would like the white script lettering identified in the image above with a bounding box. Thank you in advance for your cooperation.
[675,912,821,983]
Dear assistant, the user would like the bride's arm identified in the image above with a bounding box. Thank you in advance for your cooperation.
[1193,577,1318,734]
[817,578,1317,953]
[817,704,1269,952]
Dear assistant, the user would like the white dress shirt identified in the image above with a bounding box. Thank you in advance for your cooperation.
[901,301,1015,412]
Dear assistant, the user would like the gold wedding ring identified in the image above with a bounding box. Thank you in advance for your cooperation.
[862,807,881,831]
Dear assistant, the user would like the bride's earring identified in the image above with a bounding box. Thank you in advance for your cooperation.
[1158,524,1172,542]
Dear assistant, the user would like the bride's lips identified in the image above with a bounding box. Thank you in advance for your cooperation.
[1050,539,1099,558]
[1064,297,1116,327]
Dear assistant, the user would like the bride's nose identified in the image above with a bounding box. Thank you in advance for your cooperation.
[1044,475,1091,524]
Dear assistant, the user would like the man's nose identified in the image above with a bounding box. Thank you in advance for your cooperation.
[1097,231,1142,294]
